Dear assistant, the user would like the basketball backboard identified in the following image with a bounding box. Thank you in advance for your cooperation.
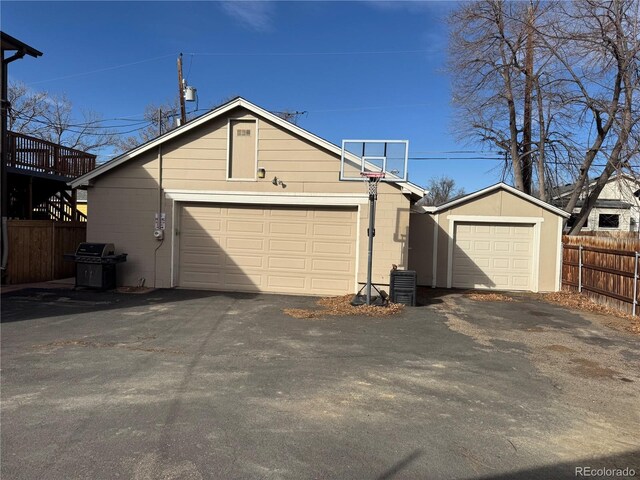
[340,140,409,182]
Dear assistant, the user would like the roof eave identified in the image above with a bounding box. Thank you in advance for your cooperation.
[431,182,570,218]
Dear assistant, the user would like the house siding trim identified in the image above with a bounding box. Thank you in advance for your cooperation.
[556,216,563,291]
[432,213,439,288]
[164,190,369,205]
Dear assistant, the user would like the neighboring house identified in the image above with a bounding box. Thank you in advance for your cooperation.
[551,174,640,233]
[70,97,567,295]
[409,183,569,293]
[75,189,87,217]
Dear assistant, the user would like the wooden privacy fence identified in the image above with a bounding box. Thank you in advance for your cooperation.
[562,242,639,315]
[5,220,86,284]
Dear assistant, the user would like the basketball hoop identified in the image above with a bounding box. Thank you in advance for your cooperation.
[339,139,408,307]
[361,171,385,198]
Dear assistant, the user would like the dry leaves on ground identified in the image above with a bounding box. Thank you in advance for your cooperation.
[542,291,640,334]
[464,291,516,302]
[284,294,404,319]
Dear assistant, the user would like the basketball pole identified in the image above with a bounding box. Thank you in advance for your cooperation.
[366,177,377,305]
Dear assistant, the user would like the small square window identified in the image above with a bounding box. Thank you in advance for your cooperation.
[598,214,619,228]
[237,129,251,137]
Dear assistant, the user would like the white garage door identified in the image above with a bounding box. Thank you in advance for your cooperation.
[178,204,357,295]
[452,222,534,291]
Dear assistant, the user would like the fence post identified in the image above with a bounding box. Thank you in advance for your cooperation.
[560,243,564,290]
[634,252,639,317]
[578,245,583,293]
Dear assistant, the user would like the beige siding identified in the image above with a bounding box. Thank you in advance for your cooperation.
[87,106,411,291]
[408,212,435,286]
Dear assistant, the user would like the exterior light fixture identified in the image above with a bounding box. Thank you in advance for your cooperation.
[257,168,266,179]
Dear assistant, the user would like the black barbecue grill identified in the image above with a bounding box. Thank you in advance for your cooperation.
[64,243,127,289]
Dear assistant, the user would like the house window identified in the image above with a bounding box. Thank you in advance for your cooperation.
[228,119,257,180]
[566,214,587,229]
[598,214,619,228]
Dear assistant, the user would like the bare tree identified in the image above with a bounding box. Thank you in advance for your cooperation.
[545,0,640,234]
[420,176,465,206]
[449,1,560,196]
[449,0,640,234]
[115,100,181,152]
[8,81,118,154]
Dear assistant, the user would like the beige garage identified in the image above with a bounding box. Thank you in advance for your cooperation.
[408,183,569,293]
[178,204,357,295]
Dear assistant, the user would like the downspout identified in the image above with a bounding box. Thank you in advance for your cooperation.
[153,143,164,287]
[1,50,27,274]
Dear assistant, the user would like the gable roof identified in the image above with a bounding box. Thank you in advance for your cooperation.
[70,97,425,197]
[418,182,570,218]
[551,173,640,199]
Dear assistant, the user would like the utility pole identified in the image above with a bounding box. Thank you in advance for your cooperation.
[177,53,186,126]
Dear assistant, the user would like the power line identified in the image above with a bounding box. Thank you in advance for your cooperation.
[307,103,431,113]
[186,49,436,57]
[27,53,176,85]
[408,156,612,167]
[12,113,150,129]
[11,115,152,136]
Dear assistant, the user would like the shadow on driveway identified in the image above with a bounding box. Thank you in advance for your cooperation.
[0,287,258,323]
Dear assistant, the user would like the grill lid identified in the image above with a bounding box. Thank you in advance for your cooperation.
[76,243,115,257]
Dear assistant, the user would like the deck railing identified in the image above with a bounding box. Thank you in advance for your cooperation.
[7,131,96,178]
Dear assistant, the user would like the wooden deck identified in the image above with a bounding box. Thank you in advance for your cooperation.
[7,131,96,178]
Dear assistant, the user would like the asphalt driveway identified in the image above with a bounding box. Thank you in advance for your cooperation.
[1,288,639,480]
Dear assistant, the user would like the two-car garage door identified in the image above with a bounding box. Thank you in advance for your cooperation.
[178,204,357,296]
[452,222,534,291]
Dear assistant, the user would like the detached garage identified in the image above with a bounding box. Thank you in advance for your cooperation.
[408,183,569,293]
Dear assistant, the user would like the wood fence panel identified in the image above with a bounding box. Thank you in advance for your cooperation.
[53,222,86,279]
[561,236,638,315]
[6,220,86,284]
[562,245,579,290]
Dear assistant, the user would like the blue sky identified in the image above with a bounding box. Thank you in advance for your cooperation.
[3,1,504,192]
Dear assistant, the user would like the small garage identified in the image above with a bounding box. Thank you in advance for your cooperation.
[408,183,570,293]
